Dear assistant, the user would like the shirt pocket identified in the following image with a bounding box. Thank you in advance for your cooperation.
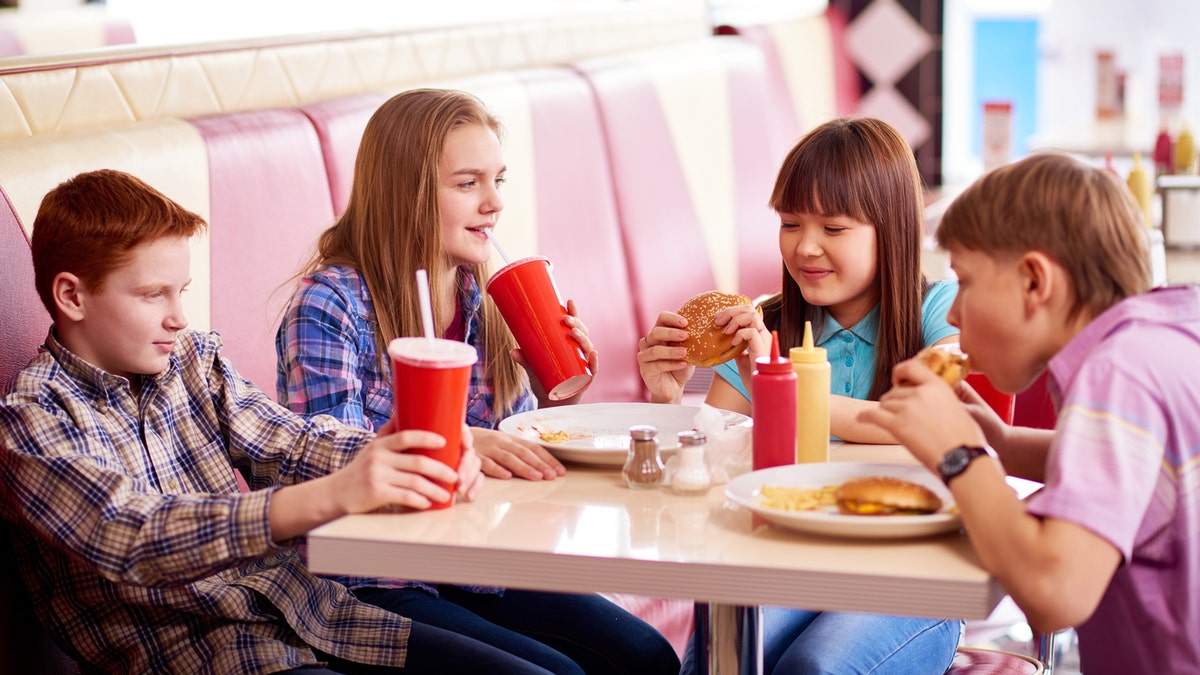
[364,385,393,430]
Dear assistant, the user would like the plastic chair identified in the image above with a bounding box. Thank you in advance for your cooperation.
[966,372,1015,425]
[948,647,1045,674]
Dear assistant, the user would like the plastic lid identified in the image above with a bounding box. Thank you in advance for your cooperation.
[754,331,792,374]
[789,321,827,364]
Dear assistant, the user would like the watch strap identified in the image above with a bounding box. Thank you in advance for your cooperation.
[938,445,989,486]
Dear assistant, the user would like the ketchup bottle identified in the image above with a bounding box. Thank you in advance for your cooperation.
[752,331,797,470]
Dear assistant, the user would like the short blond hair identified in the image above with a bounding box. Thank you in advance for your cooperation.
[937,153,1151,319]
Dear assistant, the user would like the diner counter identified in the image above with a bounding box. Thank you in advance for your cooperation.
[309,443,1006,621]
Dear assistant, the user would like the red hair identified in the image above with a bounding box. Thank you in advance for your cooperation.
[31,169,207,319]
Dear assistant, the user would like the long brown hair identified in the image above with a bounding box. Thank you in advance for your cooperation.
[306,88,524,417]
[938,152,1151,319]
[758,116,929,400]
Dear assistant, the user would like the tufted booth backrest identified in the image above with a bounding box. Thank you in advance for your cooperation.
[574,37,792,331]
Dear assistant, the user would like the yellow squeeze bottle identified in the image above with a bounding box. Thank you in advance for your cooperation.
[789,320,830,464]
[1126,152,1153,227]
[1176,124,1195,174]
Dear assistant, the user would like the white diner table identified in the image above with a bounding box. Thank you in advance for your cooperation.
[308,443,1006,673]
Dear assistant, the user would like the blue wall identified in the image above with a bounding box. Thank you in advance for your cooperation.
[973,19,1039,159]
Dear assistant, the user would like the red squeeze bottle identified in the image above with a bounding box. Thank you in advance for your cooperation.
[752,331,798,470]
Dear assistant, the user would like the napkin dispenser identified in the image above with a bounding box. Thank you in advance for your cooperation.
[1158,174,1200,250]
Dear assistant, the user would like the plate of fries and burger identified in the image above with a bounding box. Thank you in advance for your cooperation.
[725,462,962,539]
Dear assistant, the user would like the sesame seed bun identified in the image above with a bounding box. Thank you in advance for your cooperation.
[834,476,943,516]
[918,346,971,387]
[676,291,754,367]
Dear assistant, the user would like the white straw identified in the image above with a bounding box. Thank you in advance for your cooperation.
[485,229,512,265]
[415,269,435,342]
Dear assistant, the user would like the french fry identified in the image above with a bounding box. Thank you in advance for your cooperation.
[758,484,839,511]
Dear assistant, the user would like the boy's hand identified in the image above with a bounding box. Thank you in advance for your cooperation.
[334,429,461,513]
[859,357,987,471]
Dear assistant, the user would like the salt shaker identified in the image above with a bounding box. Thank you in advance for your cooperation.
[623,425,664,489]
[671,430,712,496]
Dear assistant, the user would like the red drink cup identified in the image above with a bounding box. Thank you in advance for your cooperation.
[966,371,1015,425]
[485,256,593,400]
[388,337,478,509]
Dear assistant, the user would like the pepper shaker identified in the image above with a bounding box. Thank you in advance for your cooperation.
[622,425,664,489]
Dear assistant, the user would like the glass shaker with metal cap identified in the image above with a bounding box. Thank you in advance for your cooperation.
[622,425,664,489]
[671,430,712,495]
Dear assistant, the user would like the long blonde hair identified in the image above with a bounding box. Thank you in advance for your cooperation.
[307,88,525,417]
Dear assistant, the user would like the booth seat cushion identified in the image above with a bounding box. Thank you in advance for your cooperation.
[189,108,336,394]
[0,187,49,392]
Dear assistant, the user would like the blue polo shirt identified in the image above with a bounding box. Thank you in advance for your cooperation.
[713,279,959,400]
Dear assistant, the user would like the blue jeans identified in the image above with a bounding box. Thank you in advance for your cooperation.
[681,608,961,675]
[354,586,680,675]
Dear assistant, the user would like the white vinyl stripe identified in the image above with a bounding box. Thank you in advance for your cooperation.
[770,15,838,133]
[0,119,213,330]
[646,43,738,293]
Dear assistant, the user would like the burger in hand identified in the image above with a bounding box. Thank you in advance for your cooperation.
[917,346,971,387]
[834,476,943,516]
[676,290,756,368]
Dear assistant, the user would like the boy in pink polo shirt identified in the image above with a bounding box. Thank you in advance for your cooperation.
[862,152,1199,674]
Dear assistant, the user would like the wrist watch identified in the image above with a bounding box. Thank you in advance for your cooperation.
[937,445,989,486]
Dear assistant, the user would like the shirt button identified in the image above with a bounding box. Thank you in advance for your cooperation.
[842,333,853,342]
[843,382,851,393]
[844,357,853,367]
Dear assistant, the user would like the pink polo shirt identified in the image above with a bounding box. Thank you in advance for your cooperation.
[1027,285,1200,674]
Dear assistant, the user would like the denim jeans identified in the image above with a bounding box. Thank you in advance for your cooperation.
[354,586,680,675]
[681,608,961,675]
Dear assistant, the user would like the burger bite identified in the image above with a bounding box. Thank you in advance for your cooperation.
[834,476,943,516]
[676,290,755,367]
[917,346,971,387]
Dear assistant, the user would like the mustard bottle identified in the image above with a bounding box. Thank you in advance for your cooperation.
[789,320,830,464]
[1175,123,1195,174]
[1126,151,1153,227]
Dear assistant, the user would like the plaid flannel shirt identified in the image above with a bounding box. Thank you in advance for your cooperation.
[0,330,410,674]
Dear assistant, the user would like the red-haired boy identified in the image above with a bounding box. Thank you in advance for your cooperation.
[0,170,583,674]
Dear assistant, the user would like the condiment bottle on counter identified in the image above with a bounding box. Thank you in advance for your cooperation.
[790,320,830,464]
[1177,123,1196,174]
[751,331,797,470]
[670,430,712,496]
[1127,151,1154,227]
[623,425,664,489]
[1154,123,1174,176]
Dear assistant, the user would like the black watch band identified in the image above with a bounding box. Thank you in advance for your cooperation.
[937,445,989,486]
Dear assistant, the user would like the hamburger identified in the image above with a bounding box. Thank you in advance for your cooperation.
[834,476,943,516]
[676,290,755,367]
[917,346,971,387]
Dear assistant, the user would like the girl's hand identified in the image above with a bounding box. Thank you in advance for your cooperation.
[637,311,694,404]
[721,304,770,389]
[471,427,565,481]
[513,298,599,407]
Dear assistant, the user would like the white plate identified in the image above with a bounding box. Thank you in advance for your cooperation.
[498,403,750,466]
[725,462,962,539]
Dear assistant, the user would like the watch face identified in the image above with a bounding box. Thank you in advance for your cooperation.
[940,446,984,483]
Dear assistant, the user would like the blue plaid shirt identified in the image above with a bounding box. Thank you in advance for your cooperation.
[0,330,410,674]
[276,264,531,594]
